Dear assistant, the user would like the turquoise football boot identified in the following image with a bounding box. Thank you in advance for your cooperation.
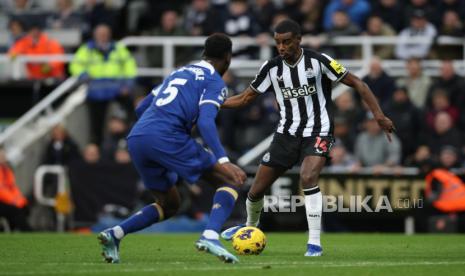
[195,237,239,263]
[97,229,120,263]
[220,224,245,241]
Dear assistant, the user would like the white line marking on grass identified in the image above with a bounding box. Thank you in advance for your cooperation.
[1,261,465,275]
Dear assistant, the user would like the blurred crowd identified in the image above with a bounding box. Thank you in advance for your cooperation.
[0,0,463,170]
[1,0,464,232]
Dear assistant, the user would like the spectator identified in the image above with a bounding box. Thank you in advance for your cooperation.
[327,10,360,58]
[427,60,465,106]
[223,0,259,37]
[333,91,362,151]
[333,116,356,153]
[251,0,276,34]
[183,0,221,36]
[101,111,129,161]
[371,0,405,32]
[439,10,463,36]
[405,145,433,170]
[404,0,436,23]
[424,111,462,156]
[83,143,100,164]
[6,17,26,50]
[0,147,30,231]
[425,89,459,130]
[79,0,116,40]
[364,15,396,59]
[281,0,302,20]
[8,20,65,80]
[70,24,137,144]
[361,57,396,105]
[46,0,83,30]
[394,9,437,60]
[145,10,188,67]
[354,112,402,168]
[42,124,81,165]
[114,148,131,164]
[323,0,371,31]
[383,87,422,162]
[223,0,260,58]
[327,142,359,173]
[438,146,461,169]
[298,0,325,35]
[396,58,432,109]
[436,0,465,27]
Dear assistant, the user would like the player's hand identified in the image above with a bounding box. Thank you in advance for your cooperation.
[376,115,396,142]
[219,162,247,186]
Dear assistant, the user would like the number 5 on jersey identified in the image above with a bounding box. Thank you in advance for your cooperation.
[156,78,187,106]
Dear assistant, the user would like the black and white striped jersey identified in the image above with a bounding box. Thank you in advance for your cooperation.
[250,48,348,137]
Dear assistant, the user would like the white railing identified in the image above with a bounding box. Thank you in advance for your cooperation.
[34,165,69,232]
[1,35,464,80]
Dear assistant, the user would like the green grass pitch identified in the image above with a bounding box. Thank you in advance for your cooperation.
[0,233,464,275]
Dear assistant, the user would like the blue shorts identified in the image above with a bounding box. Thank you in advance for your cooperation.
[127,135,216,192]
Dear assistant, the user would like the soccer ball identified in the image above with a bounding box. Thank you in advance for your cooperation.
[231,226,266,255]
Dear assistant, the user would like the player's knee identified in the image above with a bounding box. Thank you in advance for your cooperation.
[300,171,319,188]
[158,201,180,219]
[248,191,265,201]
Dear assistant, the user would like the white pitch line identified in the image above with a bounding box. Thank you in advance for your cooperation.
[1,261,465,275]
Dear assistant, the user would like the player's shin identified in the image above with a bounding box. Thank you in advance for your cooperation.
[246,195,264,227]
[202,184,239,239]
[303,186,322,247]
[112,203,164,240]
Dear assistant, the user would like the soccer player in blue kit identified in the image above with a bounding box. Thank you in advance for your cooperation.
[98,33,246,264]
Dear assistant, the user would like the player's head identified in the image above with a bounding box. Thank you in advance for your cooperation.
[203,33,232,76]
[273,19,301,61]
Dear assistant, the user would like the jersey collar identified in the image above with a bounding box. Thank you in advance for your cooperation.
[194,60,215,75]
[283,48,304,68]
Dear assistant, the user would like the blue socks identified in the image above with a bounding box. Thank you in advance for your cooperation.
[112,203,164,239]
[204,185,239,236]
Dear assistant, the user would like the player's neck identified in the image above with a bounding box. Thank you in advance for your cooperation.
[285,48,302,65]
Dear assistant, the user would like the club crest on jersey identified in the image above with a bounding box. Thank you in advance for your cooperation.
[305,68,315,78]
[281,84,317,99]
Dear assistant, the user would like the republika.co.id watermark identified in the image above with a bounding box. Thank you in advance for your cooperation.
[263,195,423,213]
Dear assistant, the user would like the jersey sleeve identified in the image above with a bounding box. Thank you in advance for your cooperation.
[250,60,272,93]
[319,53,348,82]
[199,77,227,109]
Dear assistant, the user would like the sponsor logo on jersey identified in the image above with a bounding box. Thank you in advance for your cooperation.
[281,84,317,99]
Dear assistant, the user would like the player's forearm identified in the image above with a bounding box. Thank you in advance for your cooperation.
[198,104,227,161]
[356,82,385,119]
[222,94,247,109]
[223,88,259,109]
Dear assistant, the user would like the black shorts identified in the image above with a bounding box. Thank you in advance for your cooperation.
[260,133,334,169]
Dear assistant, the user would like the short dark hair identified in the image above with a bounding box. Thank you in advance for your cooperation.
[203,33,232,60]
[274,19,301,36]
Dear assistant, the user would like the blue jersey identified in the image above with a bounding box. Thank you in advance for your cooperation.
[129,60,227,137]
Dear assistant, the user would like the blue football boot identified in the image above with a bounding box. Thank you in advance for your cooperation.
[304,244,323,257]
[98,229,120,263]
[195,237,239,263]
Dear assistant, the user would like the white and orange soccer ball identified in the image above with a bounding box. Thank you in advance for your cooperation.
[231,226,266,255]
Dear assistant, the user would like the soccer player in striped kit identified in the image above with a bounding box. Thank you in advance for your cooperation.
[221,19,395,256]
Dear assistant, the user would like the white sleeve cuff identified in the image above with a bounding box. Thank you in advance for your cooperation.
[218,157,230,164]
